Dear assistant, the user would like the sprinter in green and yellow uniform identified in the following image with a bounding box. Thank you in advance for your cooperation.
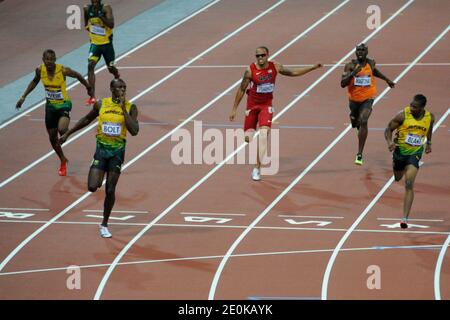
[84,0,120,105]
[385,94,435,229]
[60,78,139,238]
[16,49,93,176]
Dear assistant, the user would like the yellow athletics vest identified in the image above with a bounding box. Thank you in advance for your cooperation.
[87,5,113,45]
[40,64,71,108]
[97,98,132,150]
[395,106,431,155]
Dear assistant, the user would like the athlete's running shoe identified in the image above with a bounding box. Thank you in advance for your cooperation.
[99,225,112,238]
[400,219,408,229]
[58,162,67,176]
[85,97,96,105]
[251,167,261,181]
[354,153,364,166]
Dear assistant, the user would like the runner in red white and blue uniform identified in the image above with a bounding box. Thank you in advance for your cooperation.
[229,46,322,181]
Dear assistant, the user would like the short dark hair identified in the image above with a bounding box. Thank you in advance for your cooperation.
[356,43,367,50]
[43,49,56,57]
[257,46,269,54]
[413,94,427,107]
[110,78,125,88]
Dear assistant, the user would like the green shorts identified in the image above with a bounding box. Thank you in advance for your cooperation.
[45,101,72,129]
[88,42,116,67]
[91,142,125,174]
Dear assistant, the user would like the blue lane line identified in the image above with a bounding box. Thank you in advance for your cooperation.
[372,245,441,250]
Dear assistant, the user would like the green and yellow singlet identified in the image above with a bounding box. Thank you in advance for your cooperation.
[97,98,132,151]
[395,106,431,155]
[40,63,71,110]
[86,4,113,45]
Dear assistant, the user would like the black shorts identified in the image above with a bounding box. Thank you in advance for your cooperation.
[392,148,422,171]
[348,99,374,119]
[45,103,71,130]
[91,143,125,174]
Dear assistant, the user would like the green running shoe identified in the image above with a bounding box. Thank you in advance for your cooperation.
[354,153,363,165]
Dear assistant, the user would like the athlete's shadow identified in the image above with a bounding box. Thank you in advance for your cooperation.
[91,230,216,293]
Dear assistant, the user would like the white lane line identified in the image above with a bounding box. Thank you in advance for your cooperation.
[278,215,344,219]
[118,62,450,69]
[0,208,49,211]
[83,209,148,214]
[0,0,285,189]
[377,217,444,222]
[180,212,246,216]
[0,0,316,275]
[0,244,442,278]
[93,0,352,300]
[321,19,450,298]
[434,234,450,300]
[0,0,221,130]
[208,0,416,300]
[322,105,450,300]
[0,219,449,236]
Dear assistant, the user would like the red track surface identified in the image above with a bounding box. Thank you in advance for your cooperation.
[0,0,449,300]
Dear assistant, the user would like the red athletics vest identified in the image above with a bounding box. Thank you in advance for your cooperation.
[246,61,278,107]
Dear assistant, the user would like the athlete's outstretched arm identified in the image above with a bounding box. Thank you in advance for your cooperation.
[16,68,41,109]
[59,102,100,145]
[384,112,404,152]
[373,65,395,88]
[425,113,435,154]
[83,5,89,29]
[230,68,251,121]
[275,62,322,77]
[63,67,93,97]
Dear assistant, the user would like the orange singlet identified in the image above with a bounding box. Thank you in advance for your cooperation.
[347,63,376,102]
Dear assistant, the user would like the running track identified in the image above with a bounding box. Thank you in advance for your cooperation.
[0,0,449,300]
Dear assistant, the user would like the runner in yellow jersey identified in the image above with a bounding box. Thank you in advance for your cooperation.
[84,0,120,105]
[60,78,139,238]
[16,49,93,176]
[385,94,434,229]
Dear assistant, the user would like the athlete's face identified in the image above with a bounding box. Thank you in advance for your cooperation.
[42,53,56,70]
[410,99,425,118]
[111,80,126,98]
[356,46,368,61]
[255,48,269,67]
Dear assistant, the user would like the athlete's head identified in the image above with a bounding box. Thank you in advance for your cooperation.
[355,43,368,61]
[42,49,56,69]
[255,46,269,67]
[91,0,102,8]
[110,78,126,98]
[410,94,427,117]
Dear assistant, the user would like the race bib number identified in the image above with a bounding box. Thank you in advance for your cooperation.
[91,25,106,36]
[354,76,371,87]
[405,133,424,146]
[102,122,122,137]
[45,90,64,101]
[256,82,274,93]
